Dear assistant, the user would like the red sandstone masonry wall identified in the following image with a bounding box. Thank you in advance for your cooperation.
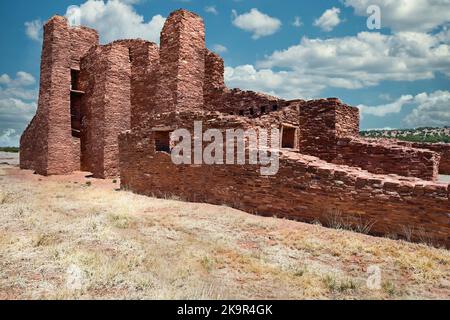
[334,138,440,181]
[299,98,344,162]
[203,50,226,111]
[154,10,205,114]
[394,141,450,175]
[79,46,107,175]
[79,42,131,178]
[129,41,159,129]
[20,16,98,175]
[335,99,360,138]
[299,99,440,180]
[119,114,450,247]
[222,90,285,116]
[70,27,100,70]
[202,39,285,116]
[103,42,132,178]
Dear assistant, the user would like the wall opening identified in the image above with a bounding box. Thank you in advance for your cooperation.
[272,104,278,111]
[128,48,133,63]
[261,106,266,113]
[282,126,296,149]
[71,69,80,91]
[154,131,172,153]
[70,93,82,138]
[70,69,82,138]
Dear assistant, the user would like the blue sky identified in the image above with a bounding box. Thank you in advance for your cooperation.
[0,0,449,146]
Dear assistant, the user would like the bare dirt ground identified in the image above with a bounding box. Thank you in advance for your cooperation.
[0,152,19,166]
[0,160,449,299]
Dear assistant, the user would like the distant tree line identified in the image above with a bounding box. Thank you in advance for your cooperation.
[0,147,19,153]
[360,127,450,143]
[394,134,450,143]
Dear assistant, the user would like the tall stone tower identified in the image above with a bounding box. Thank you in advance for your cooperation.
[20,16,98,175]
[154,9,206,114]
[78,41,132,178]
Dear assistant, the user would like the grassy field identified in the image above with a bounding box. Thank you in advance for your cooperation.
[0,163,449,300]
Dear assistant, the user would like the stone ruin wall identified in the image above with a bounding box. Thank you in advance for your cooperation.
[129,41,159,129]
[20,16,99,175]
[20,10,449,246]
[153,10,205,115]
[334,138,440,180]
[78,41,132,178]
[115,9,448,246]
[298,99,441,181]
[119,111,450,247]
[299,98,344,162]
[391,141,450,175]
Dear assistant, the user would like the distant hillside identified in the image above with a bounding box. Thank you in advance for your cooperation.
[361,127,450,143]
[0,147,19,153]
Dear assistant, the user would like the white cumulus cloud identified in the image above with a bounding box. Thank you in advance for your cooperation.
[205,6,218,15]
[292,16,303,28]
[0,72,37,100]
[344,0,450,32]
[0,128,19,147]
[357,95,414,117]
[212,44,228,54]
[232,8,282,39]
[0,72,38,147]
[225,65,325,100]
[225,29,450,99]
[314,7,341,32]
[65,0,166,44]
[403,90,450,127]
[25,19,43,42]
[357,90,450,128]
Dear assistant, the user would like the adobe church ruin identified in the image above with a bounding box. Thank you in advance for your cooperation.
[20,10,449,246]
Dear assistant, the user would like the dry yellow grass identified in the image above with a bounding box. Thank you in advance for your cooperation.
[0,164,449,300]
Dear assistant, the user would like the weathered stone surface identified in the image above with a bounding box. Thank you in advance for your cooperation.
[154,9,205,114]
[21,9,450,247]
[334,138,440,181]
[119,112,450,247]
[395,141,450,175]
[129,40,159,129]
[299,99,440,180]
[79,41,131,178]
[20,16,98,176]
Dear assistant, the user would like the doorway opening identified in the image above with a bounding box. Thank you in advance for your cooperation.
[281,126,296,149]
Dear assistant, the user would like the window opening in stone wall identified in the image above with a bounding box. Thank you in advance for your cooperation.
[282,126,296,149]
[155,131,172,153]
[71,69,80,91]
[70,93,82,138]
[70,69,83,138]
